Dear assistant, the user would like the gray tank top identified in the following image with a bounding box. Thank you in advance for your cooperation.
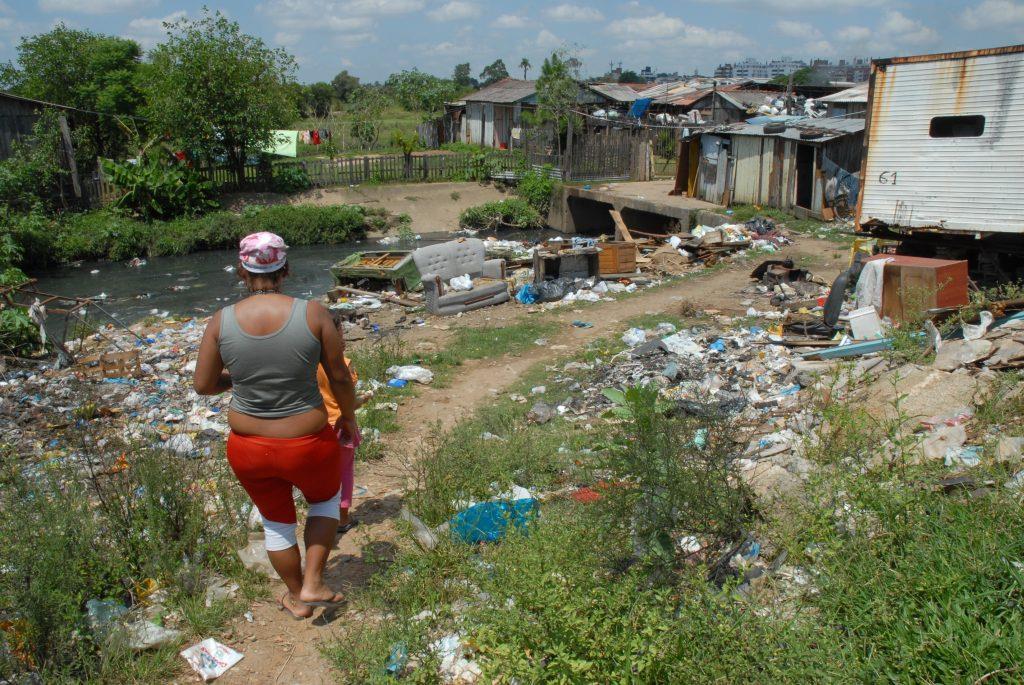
[218,298,324,418]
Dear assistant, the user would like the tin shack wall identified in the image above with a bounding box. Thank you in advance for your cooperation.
[859,50,1024,234]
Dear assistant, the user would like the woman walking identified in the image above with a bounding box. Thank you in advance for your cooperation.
[193,232,358,620]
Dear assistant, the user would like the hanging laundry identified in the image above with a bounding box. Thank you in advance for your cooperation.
[311,130,321,145]
[299,131,310,144]
[260,130,298,157]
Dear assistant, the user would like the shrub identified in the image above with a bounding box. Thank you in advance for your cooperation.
[271,164,312,194]
[48,205,372,264]
[458,198,543,231]
[0,428,250,681]
[102,157,217,221]
[515,166,556,214]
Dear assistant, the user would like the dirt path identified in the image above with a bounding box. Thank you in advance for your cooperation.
[213,237,843,684]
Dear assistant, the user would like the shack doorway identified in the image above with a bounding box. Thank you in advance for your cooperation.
[796,144,814,209]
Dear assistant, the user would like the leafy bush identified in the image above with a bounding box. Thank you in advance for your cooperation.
[0,111,67,213]
[514,166,556,214]
[43,205,372,264]
[102,157,217,221]
[271,164,312,194]
[458,198,543,231]
[0,435,251,681]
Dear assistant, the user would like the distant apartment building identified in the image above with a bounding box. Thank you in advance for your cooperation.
[639,66,656,82]
[715,58,807,80]
[715,57,870,82]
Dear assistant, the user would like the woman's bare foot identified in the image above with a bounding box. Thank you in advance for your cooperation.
[298,582,346,607]
[279,591,314,620]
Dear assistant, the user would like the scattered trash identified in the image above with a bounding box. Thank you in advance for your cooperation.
[180,639,243,681]
[385,642,409,676]
[388,365,434,384]
[449,274,473,292]
[621,328,647,347]
[237,535,280,579]
[527,402,556,425]
[204,576,240,607]
[123,619,182,651]
[449,485,538,544]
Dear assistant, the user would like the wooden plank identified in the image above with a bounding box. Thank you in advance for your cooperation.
[609,209,635,243]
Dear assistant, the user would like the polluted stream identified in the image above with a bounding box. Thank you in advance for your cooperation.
[32,241,426,326]
[31,230,557,328]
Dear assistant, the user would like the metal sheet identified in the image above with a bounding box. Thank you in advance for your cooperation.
[859,50,1024,234]
[731,135,762,204]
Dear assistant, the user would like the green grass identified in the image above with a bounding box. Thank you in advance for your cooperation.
[326,314,1024,684]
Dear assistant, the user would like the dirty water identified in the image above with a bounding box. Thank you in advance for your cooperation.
[32,230,558,326]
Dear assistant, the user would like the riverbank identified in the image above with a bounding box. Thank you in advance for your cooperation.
[7,204,398,271]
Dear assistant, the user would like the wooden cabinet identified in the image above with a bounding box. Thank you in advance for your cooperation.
[868,255,969,322]
[597,242,638,277]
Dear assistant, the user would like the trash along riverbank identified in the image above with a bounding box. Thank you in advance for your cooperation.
[3,219,1024,682]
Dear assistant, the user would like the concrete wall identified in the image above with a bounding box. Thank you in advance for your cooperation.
[548,185,702,235]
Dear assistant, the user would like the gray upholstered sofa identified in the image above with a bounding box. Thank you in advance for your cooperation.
[412,239,509,315]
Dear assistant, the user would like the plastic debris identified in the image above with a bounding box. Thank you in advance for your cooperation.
[180,639,243,681]
[449,274,473,292]
[387,365,434,384]
[385,642,409,676]
[621,328,647,347]
[449,485,538,544]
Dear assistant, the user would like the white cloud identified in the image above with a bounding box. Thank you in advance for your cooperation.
[543,4,604,22]
[834,10,937,55]
[341,0,424,14]
[427,1,480,21]
[607,12,684,38]
[274,31,302,45]
[492,14,529,29]
[837,25,871,42]
[0,1,11,13]
[124,11,186,49]
[774,20,820,39]
[698,0,886,9]
[606,12,743,48]
[38,0,156,13]
[536,28,562,49]
[962,0,1024,28]
[335,32,378,46]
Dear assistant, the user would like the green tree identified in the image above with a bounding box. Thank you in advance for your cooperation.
[618,69,641,83]
[349,86,388,150]
[3,25,144,158]
[331,69,360,101]
[385,69,459,119]
[145,10,297,186]
[305,82,334,118]
[770,66,813,86]
[529,51,579,155]
[479,59,510,86]
[452,62,476,89]
[519,57,532,80]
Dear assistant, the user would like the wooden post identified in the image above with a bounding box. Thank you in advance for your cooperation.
[363,156,370,183]
[564,115,575,181]
[58,115,81,199]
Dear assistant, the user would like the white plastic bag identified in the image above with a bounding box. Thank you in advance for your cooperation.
[622,328,647,347]
[181,639,243,681]
[387,365,434,384]
[449,274,473,291]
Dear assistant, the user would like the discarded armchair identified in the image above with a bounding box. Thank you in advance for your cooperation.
[412,238,509,316]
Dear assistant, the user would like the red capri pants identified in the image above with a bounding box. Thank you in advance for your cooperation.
[226,424,342,524]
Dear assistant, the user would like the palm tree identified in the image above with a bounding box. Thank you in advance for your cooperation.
[519,57,532,80]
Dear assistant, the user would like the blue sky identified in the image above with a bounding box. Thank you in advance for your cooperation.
[2,0,1023,83]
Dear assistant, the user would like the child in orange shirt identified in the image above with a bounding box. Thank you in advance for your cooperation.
[317,313,365,533]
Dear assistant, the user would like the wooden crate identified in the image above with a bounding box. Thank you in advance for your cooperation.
[598,242,638,276]
[869,255,969,321]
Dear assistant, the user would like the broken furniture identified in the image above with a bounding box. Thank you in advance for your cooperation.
[533,242,601,284]
[597,241,639,278]
[867,255,969,322]
[330,250,421,294]
[412,239,509,316]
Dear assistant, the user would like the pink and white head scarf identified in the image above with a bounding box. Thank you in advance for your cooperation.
[238,232,288,273]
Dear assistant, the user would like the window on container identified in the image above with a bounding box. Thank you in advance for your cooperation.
[929,115,985,138]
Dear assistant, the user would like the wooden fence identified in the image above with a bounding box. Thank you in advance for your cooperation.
[195,150,527,192]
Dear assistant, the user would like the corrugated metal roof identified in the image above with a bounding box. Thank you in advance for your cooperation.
[587,83,639,102]
[818,82,868,104]
[721,116,865,142]
[859,48,1024,234]
[464,79,536,103]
